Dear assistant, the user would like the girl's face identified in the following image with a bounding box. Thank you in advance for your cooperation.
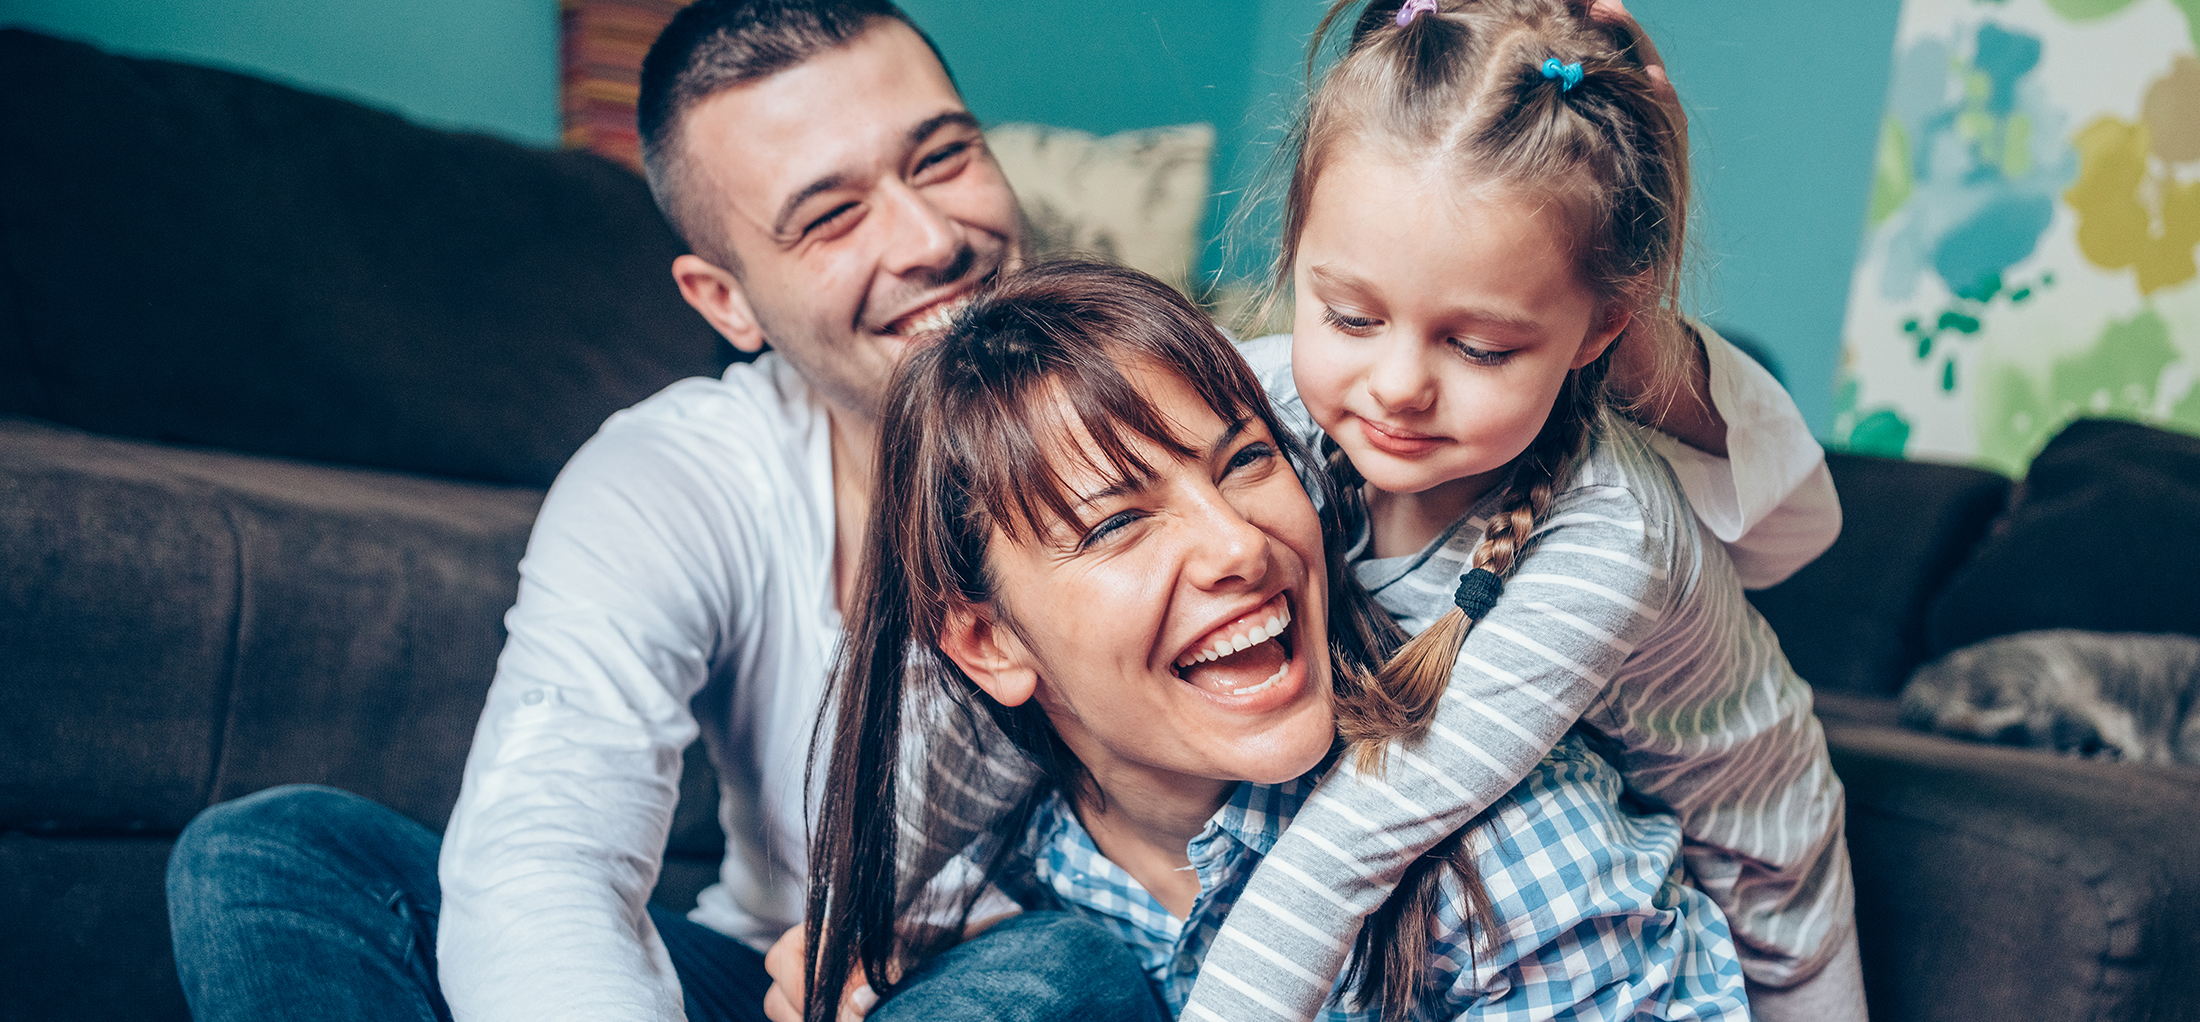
[1290,149,1628,510]
[942,364,1337,805]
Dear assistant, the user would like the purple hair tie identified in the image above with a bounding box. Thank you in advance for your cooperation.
[1540,57,1584,91]
[1397,0,1440,26]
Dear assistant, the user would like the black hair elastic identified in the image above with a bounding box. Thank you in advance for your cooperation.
[1453,567,1503,618]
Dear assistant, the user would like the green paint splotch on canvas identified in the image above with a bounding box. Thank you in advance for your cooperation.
[1975,307,2183,471]
[1832,374,1914,457]
[2045,0,2200,51]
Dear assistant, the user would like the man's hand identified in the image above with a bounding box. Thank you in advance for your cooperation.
[763,925,877,1022]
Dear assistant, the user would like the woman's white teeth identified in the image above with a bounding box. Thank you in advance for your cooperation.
[1229,661,1291,697]
[1176,605,1291,667]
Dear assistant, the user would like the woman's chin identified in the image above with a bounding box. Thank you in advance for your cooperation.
[1211,688,1338,785]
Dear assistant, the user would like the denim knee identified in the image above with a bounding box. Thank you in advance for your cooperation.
[168,784,437,908]
[876,910,1164,1022]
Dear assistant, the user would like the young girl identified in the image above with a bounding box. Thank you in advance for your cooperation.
[1177,2,1866,1020]
[805,261,1748,1022]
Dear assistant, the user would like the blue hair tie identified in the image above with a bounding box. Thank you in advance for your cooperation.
[1540,57,1584,91]
[1453,568,1503,618]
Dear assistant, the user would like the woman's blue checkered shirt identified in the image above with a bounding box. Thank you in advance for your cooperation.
[1013,734,1749,1021]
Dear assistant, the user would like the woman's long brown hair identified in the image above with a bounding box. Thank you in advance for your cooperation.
[801,261,1408,1022]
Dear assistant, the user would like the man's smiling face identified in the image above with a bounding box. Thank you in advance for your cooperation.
[671,19,1021,423]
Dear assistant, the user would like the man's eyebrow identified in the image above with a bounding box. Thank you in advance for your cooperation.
[769,111,983,239]
[908,110,981,149]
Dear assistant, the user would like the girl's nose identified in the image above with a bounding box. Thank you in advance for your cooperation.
[1364,337,1437,414]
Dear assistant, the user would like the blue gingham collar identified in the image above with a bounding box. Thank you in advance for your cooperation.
[1022,769,1319,943]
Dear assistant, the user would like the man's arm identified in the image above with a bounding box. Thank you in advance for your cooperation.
[436,394,769,1022]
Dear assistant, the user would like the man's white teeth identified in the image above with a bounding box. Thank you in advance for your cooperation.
[1228,661,1291,697]
[1175,605,1292,668]
[904,296,968,336]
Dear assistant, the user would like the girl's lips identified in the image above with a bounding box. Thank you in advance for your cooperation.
[1357,416,1445,457]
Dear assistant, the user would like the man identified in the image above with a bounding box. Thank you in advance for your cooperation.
[169,5,1152,1022]
[168,2,1839,1021]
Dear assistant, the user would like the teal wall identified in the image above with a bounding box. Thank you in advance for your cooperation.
[0,0,559,144]
[1,0,1901,434]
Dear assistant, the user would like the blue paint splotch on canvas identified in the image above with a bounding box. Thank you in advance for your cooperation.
[1876,22,2077,305]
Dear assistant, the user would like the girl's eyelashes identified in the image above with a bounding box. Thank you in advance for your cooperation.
[1448,338,1513,366]
[1320,306,1379,334]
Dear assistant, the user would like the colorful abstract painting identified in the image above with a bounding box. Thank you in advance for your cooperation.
[1836,0,2200,472]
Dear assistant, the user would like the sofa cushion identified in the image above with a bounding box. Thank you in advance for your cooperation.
[1748,451,2009,696]
[1929,418,2200,655]
[0,29,729,488]
[986,122,1215,292]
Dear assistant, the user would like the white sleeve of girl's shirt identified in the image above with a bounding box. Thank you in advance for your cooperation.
[1649,321,1842,589]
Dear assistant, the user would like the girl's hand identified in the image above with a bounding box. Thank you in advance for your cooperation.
[1580,0,1727,455]
[763,925,877,1022]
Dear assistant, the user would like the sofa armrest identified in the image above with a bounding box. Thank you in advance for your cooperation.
[1817,698,2200,1022]
[1,416,542,834]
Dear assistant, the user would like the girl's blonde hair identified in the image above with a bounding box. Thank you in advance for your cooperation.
[1275,1,1697,1014]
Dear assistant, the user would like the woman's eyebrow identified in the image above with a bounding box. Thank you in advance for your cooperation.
[1064,415,1251,513]
[1207,417,1250,457]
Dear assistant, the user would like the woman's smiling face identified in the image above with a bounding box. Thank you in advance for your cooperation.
[942,363,1338,806]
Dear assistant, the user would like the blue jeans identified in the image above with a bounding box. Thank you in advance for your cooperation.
[167,785,1162,1022]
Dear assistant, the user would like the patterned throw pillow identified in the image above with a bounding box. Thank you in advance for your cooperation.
[984,122,1215,293]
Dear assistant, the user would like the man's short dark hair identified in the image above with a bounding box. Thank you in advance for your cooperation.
[637,0,950,269]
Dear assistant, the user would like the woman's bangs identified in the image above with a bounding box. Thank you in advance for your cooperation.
[967,353,1203,545]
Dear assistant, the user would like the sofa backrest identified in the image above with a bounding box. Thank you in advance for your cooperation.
[0,29,730,488]
[1749,451,2010,697]
[1927,417,2200,653]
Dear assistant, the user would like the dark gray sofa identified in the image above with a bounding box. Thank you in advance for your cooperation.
[5,27,2197,1022]
[0,28,735,1021]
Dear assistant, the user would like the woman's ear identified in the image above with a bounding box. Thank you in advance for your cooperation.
[1573,302,1633,369]
[672,254,768,354]
[940,603,1039,707]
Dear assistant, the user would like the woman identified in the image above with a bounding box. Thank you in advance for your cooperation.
[805,262,1746,1021]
